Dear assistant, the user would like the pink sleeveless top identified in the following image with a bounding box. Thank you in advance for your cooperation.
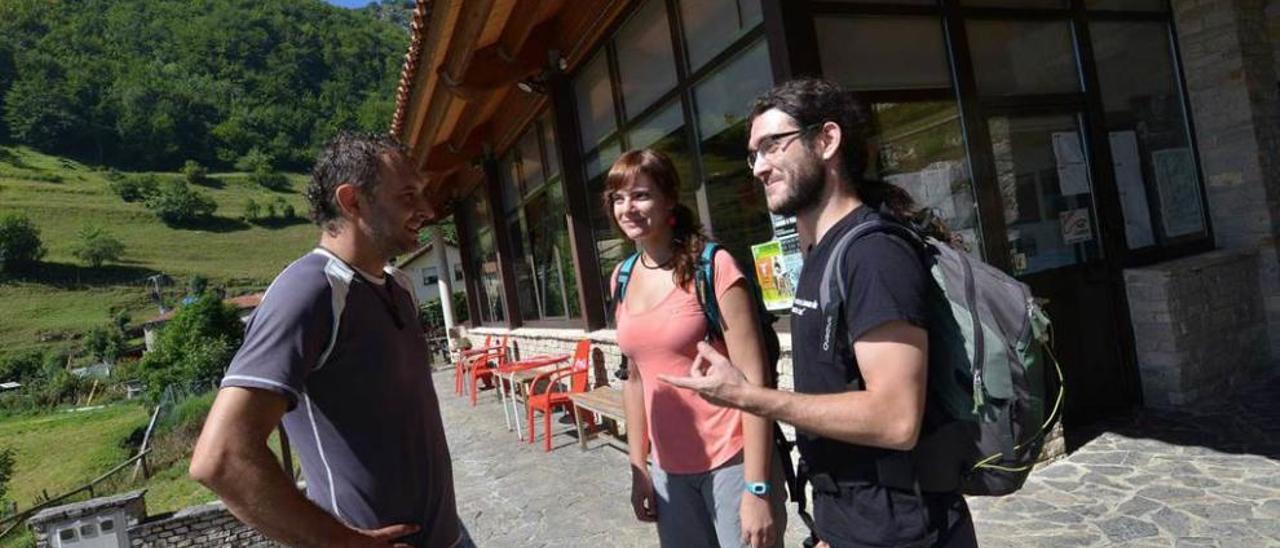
[614,251,745,474]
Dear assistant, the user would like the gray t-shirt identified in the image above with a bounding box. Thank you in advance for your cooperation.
[222,248,460,547]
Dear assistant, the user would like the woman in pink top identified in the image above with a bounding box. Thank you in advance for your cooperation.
[606,149,786,547]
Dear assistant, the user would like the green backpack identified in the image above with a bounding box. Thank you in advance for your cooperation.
[816,219,1065,495]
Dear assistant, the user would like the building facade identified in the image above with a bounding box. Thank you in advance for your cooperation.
[392,0,1278,447]
[398,240,465,304]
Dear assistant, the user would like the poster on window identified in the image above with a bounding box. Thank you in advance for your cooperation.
[751,235,802,311]
[1152,148,1205,237]
[1052,131,1091,196]
[770,213,797,240]
[1059,208,1094,245]
[1108,130,1155,249]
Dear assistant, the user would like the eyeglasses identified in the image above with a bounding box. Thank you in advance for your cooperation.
[746,124,818,169]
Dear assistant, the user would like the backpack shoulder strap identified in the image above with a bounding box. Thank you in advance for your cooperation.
[611,252,641,316]
[814,219,928,363]
[695,242,724,340]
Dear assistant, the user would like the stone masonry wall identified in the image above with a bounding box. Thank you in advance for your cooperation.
[1123,248,1268,408]
[467,326,1066,462]
[127,502,272,547]
[1173,0,1280,366]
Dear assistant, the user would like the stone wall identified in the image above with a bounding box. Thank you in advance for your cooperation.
[1173,0,1280,365]
[127,502,272,547]
[1123,248,1268,408]
[466,326,1066,462]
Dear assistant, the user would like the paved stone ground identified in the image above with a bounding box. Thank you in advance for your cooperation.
[970,374,1280,548]
[439,371,1280,547]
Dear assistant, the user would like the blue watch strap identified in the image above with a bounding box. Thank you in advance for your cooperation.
[745,481,769,496]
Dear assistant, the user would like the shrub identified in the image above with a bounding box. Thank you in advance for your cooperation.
[250,169,289,191]
[0,351,44,384]
[264,200,277,219]
[282,202,296,220]
[109,174,160,202]
[161,390,216,432]
[243,198,261,222]
[137,293,244,400]
[83,324,126,364]
[145,179,217,225]
[188,274,209,297]
[181,160,209,186]
[0,213,45,274]
[72,225,126,267]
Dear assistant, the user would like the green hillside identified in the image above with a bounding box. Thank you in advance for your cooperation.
[0,145,318,359]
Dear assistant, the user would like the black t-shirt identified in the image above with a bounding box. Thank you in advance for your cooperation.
[790,206,976,547]
[790,205,928,474]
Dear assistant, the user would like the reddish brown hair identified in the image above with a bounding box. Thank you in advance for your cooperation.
[602,149,708,290]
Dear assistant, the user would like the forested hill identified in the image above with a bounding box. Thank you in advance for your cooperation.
[0,0,412,172]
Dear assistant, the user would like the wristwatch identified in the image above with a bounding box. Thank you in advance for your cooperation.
[745,481,769,496]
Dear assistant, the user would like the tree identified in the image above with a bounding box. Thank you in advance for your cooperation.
[83,324,125,364]
[145,179,217,225]
[136,293,244,399]
[72,225,125,267]
[0,213,45,274]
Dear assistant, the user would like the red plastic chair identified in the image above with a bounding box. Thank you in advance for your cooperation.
[469,335,509,406]
[526,340,593,451]
[455,335,493,395]
[494,353,573,438]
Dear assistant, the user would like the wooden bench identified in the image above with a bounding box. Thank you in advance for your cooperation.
[569,388,626,451]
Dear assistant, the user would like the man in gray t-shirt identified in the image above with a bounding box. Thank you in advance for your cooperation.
[191,132,461,547]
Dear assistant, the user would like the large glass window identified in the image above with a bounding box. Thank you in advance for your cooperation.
[989,113,1104,275]
[463,188,505,324]
[816,16,979,256]
[500,116,581,321]
[572,0,774,322]
[615,0,679,118]
[868,102,984,257]
[967,20,1079,96]
[679,0,763,71]
[574,52,618,150]
[692,39,776,265]
[816,16,952,91]
[1091,21,1207,249]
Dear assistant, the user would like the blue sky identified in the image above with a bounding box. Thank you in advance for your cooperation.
[323,0,371,8]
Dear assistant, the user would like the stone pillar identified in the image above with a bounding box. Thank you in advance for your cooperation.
[1173,0,1280,367]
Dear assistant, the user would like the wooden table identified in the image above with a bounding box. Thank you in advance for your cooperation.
[569,388,626,450]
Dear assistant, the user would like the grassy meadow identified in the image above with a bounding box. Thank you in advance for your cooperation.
[0,145,319,360]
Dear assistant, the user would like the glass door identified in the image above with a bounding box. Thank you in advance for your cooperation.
[983,108,1136,438]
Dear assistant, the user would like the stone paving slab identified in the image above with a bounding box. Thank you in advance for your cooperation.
[439,371,1280,547]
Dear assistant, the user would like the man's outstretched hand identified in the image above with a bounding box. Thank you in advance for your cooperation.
[658,341,748,409]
